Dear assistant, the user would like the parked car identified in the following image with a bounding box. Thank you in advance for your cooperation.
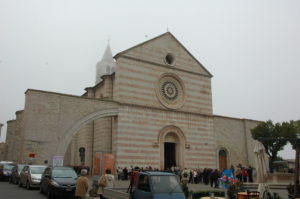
[103,171,186,199]
[0,164,14,181]
[19,165,46,189]
[9,164,25,184]
[0,161,14,165]
[40,166,78,198]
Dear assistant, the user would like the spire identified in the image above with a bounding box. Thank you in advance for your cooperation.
[95,43,116,85]
[101,43,113,61]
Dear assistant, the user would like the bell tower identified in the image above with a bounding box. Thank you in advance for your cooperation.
[95,43,116,84]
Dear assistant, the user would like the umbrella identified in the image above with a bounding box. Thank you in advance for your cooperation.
[254,140,269,198]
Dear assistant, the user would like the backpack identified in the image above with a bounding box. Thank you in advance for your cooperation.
[183,172,188,178]
[99,175,107,187]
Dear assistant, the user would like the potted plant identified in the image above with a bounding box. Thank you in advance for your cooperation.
[227,181,244,199]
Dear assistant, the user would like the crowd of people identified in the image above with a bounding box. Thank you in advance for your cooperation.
[116,164,255,188]
[74,164,255,198]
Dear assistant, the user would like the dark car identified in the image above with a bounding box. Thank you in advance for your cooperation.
[40,166,78,198]
[0,164,14,181]
[9,164,25,184]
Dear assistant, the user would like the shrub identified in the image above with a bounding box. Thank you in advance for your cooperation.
[227,181,244,199]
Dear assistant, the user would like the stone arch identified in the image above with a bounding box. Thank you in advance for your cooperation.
[54,108,118,157]
[157,125,186,170]
[217,146,230,170]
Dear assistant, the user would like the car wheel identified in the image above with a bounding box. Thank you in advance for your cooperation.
[26,181,31,190]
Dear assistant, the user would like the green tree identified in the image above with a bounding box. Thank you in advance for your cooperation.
[288,120,300,148]
[251,120,297,165]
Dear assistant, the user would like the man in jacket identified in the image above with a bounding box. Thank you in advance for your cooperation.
[98,169,115,199]
[75,169,89,199]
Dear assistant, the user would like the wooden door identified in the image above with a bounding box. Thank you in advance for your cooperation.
[219,150,227,170]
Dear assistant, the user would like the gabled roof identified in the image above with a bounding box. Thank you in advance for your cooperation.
[114,32,213,77]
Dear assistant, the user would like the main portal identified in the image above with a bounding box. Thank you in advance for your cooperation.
[164,142,176,170]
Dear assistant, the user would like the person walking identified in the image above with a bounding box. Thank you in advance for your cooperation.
[210,169,220,188]
[241,167,248,182]
[235,166,242,182]
[75,169,89,199]
[181,168,190,185]
[247,166,253,182]
[98,169,115,199]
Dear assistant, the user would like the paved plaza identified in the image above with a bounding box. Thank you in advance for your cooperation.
[0,178,290,199]
[87,178,289,199]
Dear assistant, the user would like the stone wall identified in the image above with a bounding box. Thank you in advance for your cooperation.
[116,105,215,170]
[0,143,7,160]
[66,122,93,168]
[64,116,116,172]
[5,111,24,163]
[114,33,213,116]
[213,115,260,168]
[93,117,113,152]
[20,89,118,164]
[6,120,16,162]
[94,75,114,100]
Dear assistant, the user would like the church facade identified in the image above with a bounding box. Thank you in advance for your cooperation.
[4,32,260,172]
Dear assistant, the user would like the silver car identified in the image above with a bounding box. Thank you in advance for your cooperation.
[19,165,46,189]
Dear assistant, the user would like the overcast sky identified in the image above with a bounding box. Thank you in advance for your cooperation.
[0,0,299,159]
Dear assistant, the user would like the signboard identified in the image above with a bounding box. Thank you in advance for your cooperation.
[92,152,115,176]
[29,153,35,158]
[103,153,115,175]
[52,156,64,166]
[93,152,101,176]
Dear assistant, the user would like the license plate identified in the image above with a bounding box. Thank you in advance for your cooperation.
[66,188,72,191]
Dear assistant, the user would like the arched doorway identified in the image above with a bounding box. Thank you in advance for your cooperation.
[219,149,227,170]
[164,132,179,170]
[158,125,186,170]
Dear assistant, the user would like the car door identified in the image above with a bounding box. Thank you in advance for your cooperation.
[133,174,152,199]
[20,166,28,185]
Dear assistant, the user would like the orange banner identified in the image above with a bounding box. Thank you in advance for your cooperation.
[93,152,101,175]
[103,153,115,175]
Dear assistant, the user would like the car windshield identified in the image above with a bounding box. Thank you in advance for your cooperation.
[151,175,182,193]
[53,168,77,178]
[30,167,46,174]
[4,164,14,170]
[18,165,25,172]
